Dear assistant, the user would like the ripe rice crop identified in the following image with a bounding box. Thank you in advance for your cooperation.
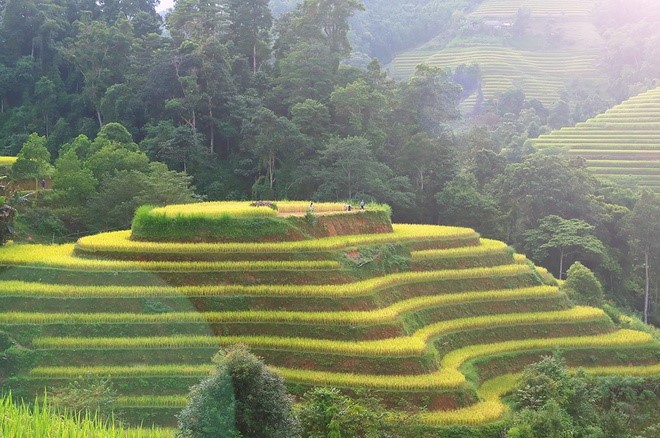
[0,264,532,298]
[0,244,340,271]
[149,201,351,218]
[410,239,508,260]
[29,330,653,394]
[0,156,17,167]
[150,202,278,218]
[2,286,560,325]
[440,329,653,371]
[75,224,478,254]
[116,396,187,408]
[582,364,660,377]
[30,364,214,378]
[276,201,348,214]
[0,393,172,438]
[31,307,606,357]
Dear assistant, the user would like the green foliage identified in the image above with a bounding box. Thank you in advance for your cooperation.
[177,345,299,438]
[51,377,118,421]
[0,331,36,378]
[131,205,297,243]
[523,215,605,279]
[436,172,499,236]
[563,262,605,307]
[510,356,660,438]
[11,133,53,189]
[86,164,195,230]
[53,150,97,205]
[297,387,402,438]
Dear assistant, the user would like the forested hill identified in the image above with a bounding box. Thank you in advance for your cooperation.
[271,0,482,64]
[0,0,658,325]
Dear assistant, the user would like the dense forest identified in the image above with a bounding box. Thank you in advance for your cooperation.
[0,0,658,325]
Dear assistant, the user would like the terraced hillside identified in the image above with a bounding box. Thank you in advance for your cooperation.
[1,201,658,431]
[533,86,660,192]
[390,47,601,106]
[471,0,597,18]
[388,0,605,109]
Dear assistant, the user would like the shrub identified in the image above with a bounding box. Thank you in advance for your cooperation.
[177,345,299,438]
[563,262,604,306]
[51,377,118,421]
[297,387,405,438]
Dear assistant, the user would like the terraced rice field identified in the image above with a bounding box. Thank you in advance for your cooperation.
[389,0,604,110]
[471,0,597,18]
[533,86,660,191]
[389,46,601,106]
[1,201,658,430]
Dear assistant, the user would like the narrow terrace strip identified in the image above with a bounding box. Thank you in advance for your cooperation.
[75,224,478,254]
[410,239,508,260]
[32,307,608,357]
[0,244,341,271]
[1,286,559,325]
[0,264,532,298]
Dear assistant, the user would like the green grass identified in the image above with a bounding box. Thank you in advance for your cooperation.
[0,393,172,438]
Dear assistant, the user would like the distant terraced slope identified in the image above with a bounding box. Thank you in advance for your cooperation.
[1,201,658,432]
[471,0,597,18]
[390,47,600,105]
[388,0,604,109]
[533,86,660,192]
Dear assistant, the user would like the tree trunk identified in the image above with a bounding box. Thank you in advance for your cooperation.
[644,251,649,324]
[268,153,275,190]
[559,248,564,280]
[1,96,4,113]
[208,104,215,152]
[253,44,257,74]
[96,108,103,127]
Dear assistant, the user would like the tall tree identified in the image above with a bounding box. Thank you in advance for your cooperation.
[241,107,306,194]
[225,0,273,73]
[299,0,364,57]
[627,191,660,323]
[61,18,135,126]
[523,215,606,280]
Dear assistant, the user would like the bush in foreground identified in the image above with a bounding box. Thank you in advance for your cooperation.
[176,345,299,438]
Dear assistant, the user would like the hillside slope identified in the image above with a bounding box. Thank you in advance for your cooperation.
[388,0,606,109]
[1,202,658,431]
[533,86,660,192]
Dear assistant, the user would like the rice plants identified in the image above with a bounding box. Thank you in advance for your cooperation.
[0,393,173,438]
[440,329,653,371]
[150,201,279,218]
[116,396,188,408]
[410,239,508,260]
[31,307,608,357]
[75,223,478,255]
[0,286,560,326]
[0,156,17,167]
[0,264,532,298]
[0,243,341,271]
